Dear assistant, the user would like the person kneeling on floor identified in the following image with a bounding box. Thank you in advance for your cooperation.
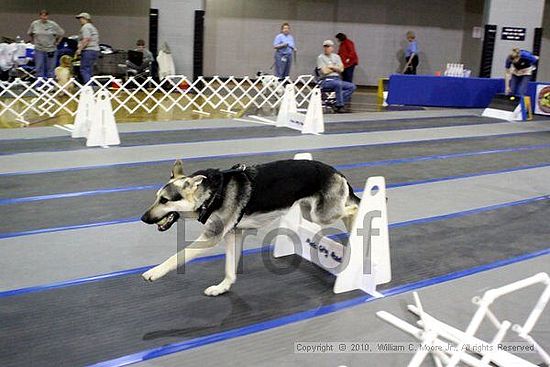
[317,39,356,113]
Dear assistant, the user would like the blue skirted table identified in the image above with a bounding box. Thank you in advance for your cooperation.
[387,74,504,108]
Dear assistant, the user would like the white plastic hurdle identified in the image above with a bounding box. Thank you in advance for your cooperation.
[71,88,120,148]
[86,90,120,147]
[274,84,325,135]
[72,86,95,138]
[273,153,391,296]
[377,272,550,367]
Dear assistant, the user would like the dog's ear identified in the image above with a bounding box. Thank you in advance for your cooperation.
[182,175,206,191]
[185,175,206,190]
[171,160,185,179]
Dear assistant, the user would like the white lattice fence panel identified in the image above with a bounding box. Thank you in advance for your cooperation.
[0,74,316,123]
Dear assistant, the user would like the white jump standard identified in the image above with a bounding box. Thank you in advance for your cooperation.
[72,87,120,148]
[276,84,325,134]
[274,153,391,297]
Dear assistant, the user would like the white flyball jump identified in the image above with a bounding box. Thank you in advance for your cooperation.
[72,88,120,148]
[377,272,550,367]
[72,86,95,138]
[275,84,325,135]
[273,153,391,297]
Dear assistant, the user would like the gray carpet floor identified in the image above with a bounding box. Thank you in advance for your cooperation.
[0,116,502,155]
[0,199,547,367]
[1,143,549,236]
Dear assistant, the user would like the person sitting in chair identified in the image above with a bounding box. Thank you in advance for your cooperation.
[127,39,153,76]
[317,39,356,113]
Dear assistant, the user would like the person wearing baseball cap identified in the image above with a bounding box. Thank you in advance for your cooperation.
[317,39,356,112]
[75,12,100,83]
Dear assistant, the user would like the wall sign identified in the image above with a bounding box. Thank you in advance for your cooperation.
[472,26,482,39]
[501,27,526,41]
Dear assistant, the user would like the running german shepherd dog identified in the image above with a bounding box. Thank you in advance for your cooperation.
[141,159,359,296]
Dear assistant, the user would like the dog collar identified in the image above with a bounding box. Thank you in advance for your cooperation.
[196,164,248,225]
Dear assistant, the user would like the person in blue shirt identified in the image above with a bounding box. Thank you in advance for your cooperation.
[273,22,296,80]
[505,48,539,96]
[403,31,419,75]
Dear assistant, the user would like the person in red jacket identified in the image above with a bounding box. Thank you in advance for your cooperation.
[335,33,359,83]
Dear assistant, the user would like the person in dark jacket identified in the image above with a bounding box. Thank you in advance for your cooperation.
[335,33,358,83]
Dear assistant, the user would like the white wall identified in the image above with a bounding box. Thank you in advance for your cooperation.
[151,0,204,77]
[204,0,473,85]
[537,2,550,81]
[485,0,545,78]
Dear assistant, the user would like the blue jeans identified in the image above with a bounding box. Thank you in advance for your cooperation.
[320,78,356,107]
[274,52,292,79]
[510,74,531,96]
[80,50,99,84]
[34,50,57,79]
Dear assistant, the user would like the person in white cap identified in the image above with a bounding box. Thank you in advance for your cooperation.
[317,39,356,112]
[27,9,65,79]
[75,12,100,84]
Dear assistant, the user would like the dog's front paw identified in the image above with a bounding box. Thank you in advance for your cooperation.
[204,281,232,296]
[142,266,168,282]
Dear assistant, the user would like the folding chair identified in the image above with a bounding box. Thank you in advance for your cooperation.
[126,50,151,80]
[314,67,337,112]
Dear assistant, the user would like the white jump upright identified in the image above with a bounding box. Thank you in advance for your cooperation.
[276,85,324,135]
[86,90,120,147]
[377,272,550,367]
[273,153,391,297]
[276,83,297,127]
[72,86,95,138]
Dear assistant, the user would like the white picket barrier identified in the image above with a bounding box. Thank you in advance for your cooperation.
[0,74,317,125]
[275,85,325,135]
[273,153,391,296]
[86,90,120,147]
[276,84,297,127]
[377,272,550,367]
[72,86,94,138]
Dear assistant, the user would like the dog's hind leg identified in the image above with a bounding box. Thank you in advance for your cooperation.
[204,230,243,296]
[342,204,358,233]
[342,181,360,233]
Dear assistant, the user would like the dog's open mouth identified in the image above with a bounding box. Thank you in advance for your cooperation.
[156,212,180,231]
